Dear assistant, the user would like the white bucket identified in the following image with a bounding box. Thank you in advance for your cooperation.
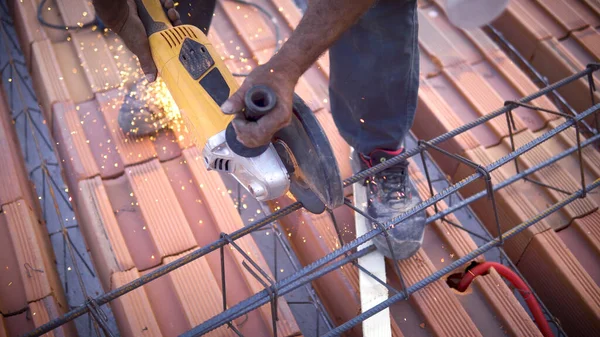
[442,0,510,29]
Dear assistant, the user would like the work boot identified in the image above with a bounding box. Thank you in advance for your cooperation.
[352,148,426,260]
[118,81,171,137]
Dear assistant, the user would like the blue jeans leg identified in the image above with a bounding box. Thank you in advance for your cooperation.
[329,0,419,155]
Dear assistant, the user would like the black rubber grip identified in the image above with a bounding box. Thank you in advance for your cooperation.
[243,85,277,121]
[134,0,169,36]
[225,85,277,158]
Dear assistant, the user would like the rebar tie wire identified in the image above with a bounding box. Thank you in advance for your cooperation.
[23,63,599,337]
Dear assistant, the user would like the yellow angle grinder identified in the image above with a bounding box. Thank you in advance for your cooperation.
[134,0,343,214]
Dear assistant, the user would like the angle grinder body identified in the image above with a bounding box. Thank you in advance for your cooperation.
[134,0,343,213]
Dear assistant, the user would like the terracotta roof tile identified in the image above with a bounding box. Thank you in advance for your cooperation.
[410,164,542,337]
[568,0,600,27]
[102,174,162,271]
[417,9,467,68]
[571,212,600,258]
[103,33,144,87]
[453,146,551,260]
[0,316,6,337]
[30,39,70,121]
[395,249,481,337]
[532,122,600,207]
[512,0,568,38]
[274,197,405,336]
[9,0,47,61]
[417,6,482,65]
[419,47,442,77]
[507,131,597,227]
[110,269,163,337]
[1,201,66,305]
[493,2,600,115]
[443,64,526,141]
[28,296,77,336]
[163,253,238,337]
[125,159,196,260]
[561,30,600,85]
[518,229,600,337]
[270,0,302,28]
[76,176,135,289]
[54,0,95,28]
[51,92,186,188]
[531,38,600,117]
[91,149,303,336]
[52,101,100,189]
[0,201,75,336]
[74,97,125,178]
[52,40,95,104]
[1,311,33,337]
[572,27,600,61]
[0,206,28,314]
[272,154,541,336]
[70,30,121,94]
[463,29,558,130]
[415,77,480,175]
[219,1,277,54]
[582,0,600,17]
[11,0,600,335]
[182,148,300,336]
[492,1,550,59]
[557,213,600,285]
[0,90,38,210]
[423,74,502,147]
[534,0,589,32]
[159,157,278,335]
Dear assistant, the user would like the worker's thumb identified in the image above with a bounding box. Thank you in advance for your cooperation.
[220,91,245,115]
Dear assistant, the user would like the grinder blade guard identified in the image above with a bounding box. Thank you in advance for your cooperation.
[203,86,344,214]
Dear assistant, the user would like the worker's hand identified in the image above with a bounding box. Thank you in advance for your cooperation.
[221,61,301,148]
[92,0,181,82]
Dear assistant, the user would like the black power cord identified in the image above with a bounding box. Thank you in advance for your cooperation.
[37,0,104,31]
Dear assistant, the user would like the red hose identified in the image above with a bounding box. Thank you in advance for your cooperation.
[457,262,554,337]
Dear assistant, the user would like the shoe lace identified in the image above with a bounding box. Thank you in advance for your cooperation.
[370,161,409,202]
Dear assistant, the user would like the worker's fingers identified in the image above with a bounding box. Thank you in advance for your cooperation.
[231,105,291,147]
[167,8,181,23]
[117,8,157,82]
[164,0,175,9]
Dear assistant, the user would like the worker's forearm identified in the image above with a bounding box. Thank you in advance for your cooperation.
[270,0,376,79]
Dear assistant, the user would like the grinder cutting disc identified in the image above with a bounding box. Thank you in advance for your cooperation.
[272,94,344,214]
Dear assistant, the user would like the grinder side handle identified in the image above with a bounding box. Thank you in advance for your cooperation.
[226,85,277,157]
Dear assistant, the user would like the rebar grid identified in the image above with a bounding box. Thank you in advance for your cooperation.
[0,6,117,336]
[19,54,599,336]
[1,0,597,334]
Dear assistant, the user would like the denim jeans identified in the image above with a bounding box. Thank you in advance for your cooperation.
[179,0,419,155]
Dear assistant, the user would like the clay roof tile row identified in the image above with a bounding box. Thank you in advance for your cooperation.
[5,0,600,336]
